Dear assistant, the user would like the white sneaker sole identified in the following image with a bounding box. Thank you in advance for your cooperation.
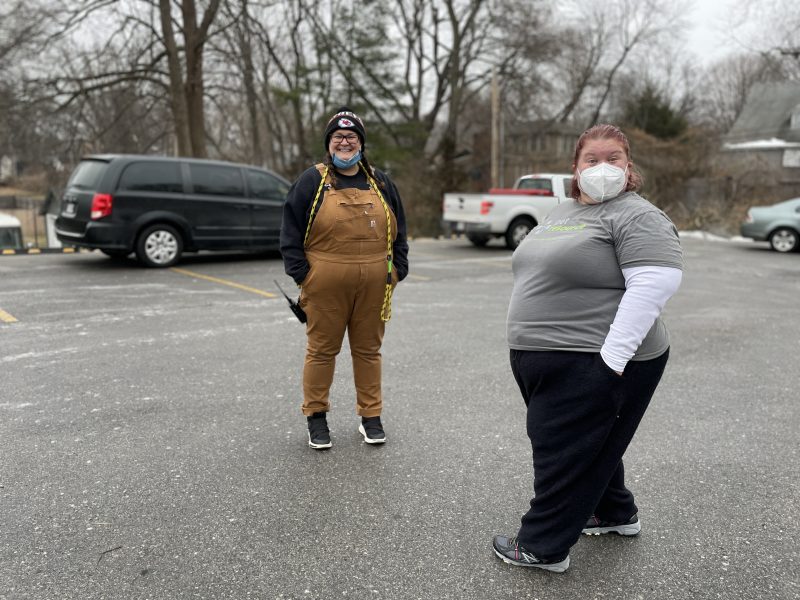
[358,423,386,444]
[582,520,641,536]
[493,548,570,572]
[307,430,332,449]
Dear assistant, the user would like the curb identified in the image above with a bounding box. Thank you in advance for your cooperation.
[1,247,91,256]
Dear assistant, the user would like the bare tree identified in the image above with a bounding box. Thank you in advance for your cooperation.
[22,0,227,158]
[158,0,223,157]
[494,0,689,133]
[554,25,607,124]
[724,0,800,77]
[0,1,55,69]
[248,0,335,170]
[578,0,690,125]
[228,0,262,165]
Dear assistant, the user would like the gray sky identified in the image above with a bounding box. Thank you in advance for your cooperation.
[687,0,741,64]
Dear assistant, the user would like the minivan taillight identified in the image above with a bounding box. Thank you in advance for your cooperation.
[480,200,494,215]
[90,193,113,219]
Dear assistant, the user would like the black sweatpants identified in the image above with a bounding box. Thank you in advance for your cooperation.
[509,348,669,561]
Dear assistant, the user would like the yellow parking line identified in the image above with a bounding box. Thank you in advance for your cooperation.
[0,308,18,323]
[407,274,432,281]
[170,268,277,298]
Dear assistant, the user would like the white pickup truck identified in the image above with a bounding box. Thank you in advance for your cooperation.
[442,173,573,249]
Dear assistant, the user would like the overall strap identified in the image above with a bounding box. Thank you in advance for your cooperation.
[359,163,395,322]
[303,164,329,247]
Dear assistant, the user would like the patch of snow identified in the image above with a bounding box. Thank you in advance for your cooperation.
[678,230,734,242]
[723,138,800,150]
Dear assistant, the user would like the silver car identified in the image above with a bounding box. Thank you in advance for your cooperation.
[741,197,800,253]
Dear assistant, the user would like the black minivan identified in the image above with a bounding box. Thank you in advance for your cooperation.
[55,154,291,267]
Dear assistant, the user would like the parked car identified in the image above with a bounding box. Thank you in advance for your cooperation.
[55,154,291,267]
[0,212,23,250]
[741,197,800,253]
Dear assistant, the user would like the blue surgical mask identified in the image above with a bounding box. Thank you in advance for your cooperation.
[332,150,362,169]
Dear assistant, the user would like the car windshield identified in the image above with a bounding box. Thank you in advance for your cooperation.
[774,198,800,209]
[67,160,108,190]
[0,227,23,249]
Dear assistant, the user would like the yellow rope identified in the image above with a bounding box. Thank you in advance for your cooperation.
[303,165,329,247]
[361,163,395,322]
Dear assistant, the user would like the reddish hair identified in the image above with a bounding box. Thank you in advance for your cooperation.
[569,124,643,200]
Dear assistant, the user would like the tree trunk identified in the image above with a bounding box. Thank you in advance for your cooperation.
[158,0,191,156]
[182,0,207,158]
[240,1,263,165]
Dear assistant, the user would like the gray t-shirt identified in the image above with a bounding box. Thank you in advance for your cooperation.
[507,192,683,360]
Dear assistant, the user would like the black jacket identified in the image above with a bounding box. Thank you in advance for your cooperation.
[279,165,410,285]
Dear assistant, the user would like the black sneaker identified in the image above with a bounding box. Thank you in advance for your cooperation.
[492,535,570,572]
[358,416,386,444]
[307,412,332,449]
[582,514,641,536]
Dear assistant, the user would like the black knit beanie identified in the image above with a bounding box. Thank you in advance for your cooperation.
[323,107,366,149]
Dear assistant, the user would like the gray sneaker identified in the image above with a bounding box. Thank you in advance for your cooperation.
[492,535,570,572]
[582,514,641,536]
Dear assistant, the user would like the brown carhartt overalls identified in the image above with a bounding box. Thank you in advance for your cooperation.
[299,164,398,417]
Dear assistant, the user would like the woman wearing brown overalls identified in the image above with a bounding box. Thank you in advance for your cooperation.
[279,107,409,450]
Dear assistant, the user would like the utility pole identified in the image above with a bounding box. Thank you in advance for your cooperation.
[489,0,502,189]
[491,66,500,189]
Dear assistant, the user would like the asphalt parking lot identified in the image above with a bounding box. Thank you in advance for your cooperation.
[1,235,798,600]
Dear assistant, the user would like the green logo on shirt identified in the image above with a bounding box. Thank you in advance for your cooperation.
[534,222,587,234]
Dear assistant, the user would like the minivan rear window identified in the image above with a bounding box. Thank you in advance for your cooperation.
[67,160,108,189]
[118,161,183,193]
[189,164,244,197]
[247,169,289,200]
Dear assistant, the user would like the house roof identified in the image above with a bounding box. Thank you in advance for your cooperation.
[724,81,800,144]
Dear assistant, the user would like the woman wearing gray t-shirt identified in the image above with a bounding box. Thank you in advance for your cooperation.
[492,124,683,572]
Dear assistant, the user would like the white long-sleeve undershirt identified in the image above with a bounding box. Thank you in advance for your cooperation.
[600,265,683,373]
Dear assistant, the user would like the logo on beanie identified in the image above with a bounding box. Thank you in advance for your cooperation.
[338,118,354,127]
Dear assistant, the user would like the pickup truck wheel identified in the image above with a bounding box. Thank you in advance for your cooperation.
[505,217,535,250]
[135,224,183,268]
[466,233,490,247]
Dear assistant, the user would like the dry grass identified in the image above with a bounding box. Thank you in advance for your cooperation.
[0,186,41,198]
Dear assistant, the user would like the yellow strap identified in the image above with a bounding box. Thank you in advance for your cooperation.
[360,163,395,322]
[303,166,329,247]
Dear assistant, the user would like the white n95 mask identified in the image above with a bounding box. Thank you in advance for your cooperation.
[578,163,628,202]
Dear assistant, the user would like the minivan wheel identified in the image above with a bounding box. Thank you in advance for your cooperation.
[769,227,799,253]
[505,217,535,250]
[136,224,183,267]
